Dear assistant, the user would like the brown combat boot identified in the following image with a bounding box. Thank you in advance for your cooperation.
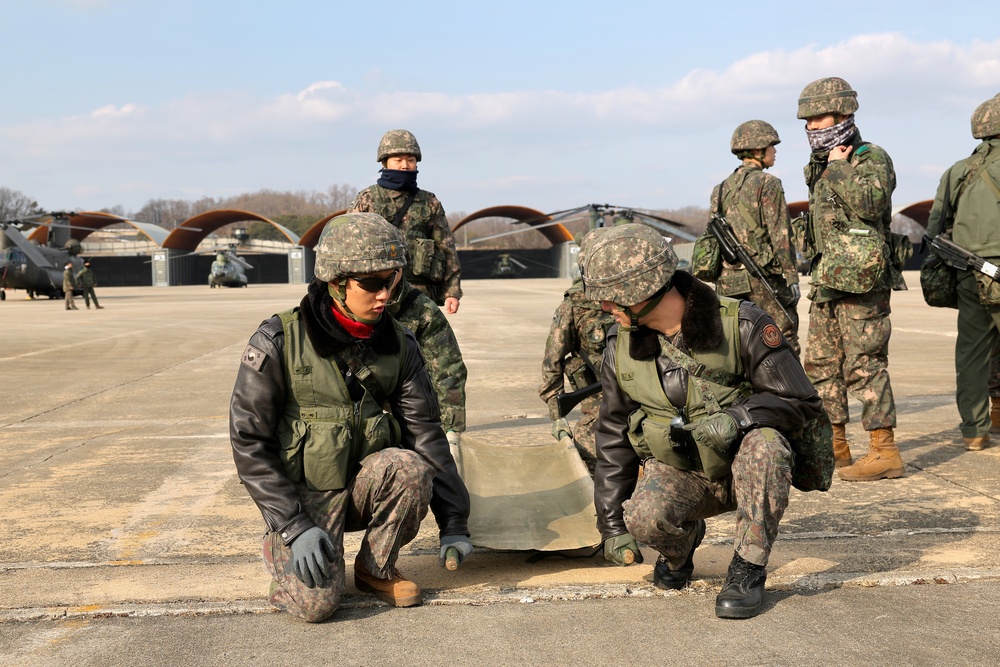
[837,428,905,482]
[832,423,853,468]
[991,397,1000,434]
[964,435,990,451]
[354,560,423,607]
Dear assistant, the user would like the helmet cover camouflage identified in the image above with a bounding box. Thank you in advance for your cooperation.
[377,129,422,162]
[583,224,677,305]
[731,120,781,153]
[797,77,859,119]
[314,212,407,281]
[971,94,1000,139]
[576,227,609,273]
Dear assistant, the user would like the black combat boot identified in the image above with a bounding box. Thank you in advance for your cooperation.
[653,520,705,590]
[715,552,767,619]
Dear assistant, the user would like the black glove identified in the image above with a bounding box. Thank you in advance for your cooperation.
[788,284,801,307]
[290,526,336,588]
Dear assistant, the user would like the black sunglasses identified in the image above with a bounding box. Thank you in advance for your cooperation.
[350,269,400,293]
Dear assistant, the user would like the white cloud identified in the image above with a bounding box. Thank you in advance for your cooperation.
[3,33,999,213]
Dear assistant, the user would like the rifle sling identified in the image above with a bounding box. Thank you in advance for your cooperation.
[392,189,418,227]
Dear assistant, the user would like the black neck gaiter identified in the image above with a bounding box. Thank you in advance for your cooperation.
[377,169,419,191]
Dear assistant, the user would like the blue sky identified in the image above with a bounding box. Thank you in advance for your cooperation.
[2,0,999,220]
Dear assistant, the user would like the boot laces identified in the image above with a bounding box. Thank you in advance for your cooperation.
[725,553,764,588]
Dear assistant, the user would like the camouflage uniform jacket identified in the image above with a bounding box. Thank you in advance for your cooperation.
[710,163,799,288]
[349,185,462,303]
[62,267,77,291]
[804,132,896,303]
[230,281,470,546]
[538,279,617,420]
[388,277,468,432]
[76,267,97,288]
[593,274,822,540]
[927,138,1000,258]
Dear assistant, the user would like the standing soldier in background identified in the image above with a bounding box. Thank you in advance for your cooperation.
[798,77,908,481]
[925,93,1000,451]
[349,130,463,314]
[704,120,801,353]
[62,262,78,310]
[388,275,468,451]
[76,260,103,310]
[539,228,617,471]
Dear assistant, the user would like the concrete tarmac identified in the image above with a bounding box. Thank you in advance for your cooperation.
[2,274,999,666]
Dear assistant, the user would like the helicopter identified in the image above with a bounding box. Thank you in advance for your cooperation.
[1,215,85,301]
[208,246,253,288]
[491,253,527,278]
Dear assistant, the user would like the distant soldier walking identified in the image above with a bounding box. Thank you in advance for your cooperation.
[702,120,801,353]
[798,77,908,481]
[62,262,78,310]
[76,260,103,309]
[925,93,1000,451]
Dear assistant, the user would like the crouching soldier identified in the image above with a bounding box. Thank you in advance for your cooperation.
[584,224,827,619]
[230,212,472,622]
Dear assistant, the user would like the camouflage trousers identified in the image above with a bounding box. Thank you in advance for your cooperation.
[955,271,1000,437]
[262,448,433,622]
[804,290,896,429]
[730,273,800,356]
[80,286,100,308]
[622,428,792,568]
[571,393,602,470]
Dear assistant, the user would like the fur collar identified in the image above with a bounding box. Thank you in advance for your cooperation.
[299,279,400,358]
[628,272,724,360]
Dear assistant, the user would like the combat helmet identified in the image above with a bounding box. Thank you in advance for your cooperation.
[314,212,406,282]
[377,129,422,162]
[731,120,780,155]
[575,227,608,274]
[971,94,1000,139]
[797,77,858,120]
[583,224,677,306]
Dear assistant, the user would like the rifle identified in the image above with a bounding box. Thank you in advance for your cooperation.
[707,214,796,323]
[555,381,602,419]
[925,233,1000,279]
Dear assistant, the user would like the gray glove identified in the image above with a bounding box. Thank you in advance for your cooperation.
[603,533,644,566]
[551,417,573,441]
[290,526,335,588]
[683,412,739,455]
[439,535,474,567]
[788,283,801,307]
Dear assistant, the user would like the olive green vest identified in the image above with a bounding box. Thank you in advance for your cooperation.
[276,308,405,491]
[615,297,751,480]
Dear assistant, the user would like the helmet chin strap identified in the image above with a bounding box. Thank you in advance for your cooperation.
[622,286,668,327]
[328,281,381,325]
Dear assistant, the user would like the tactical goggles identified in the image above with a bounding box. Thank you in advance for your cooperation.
[350,269,400,294]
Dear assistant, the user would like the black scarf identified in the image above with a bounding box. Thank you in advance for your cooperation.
[377,168,418,191]
[299,279,400,358]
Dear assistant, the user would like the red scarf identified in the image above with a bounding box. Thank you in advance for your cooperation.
[331,304,376,339]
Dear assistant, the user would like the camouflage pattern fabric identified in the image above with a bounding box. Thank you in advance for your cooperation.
[972,94,1000,140]
[803,137,897,301]
[710,163,800,353]
[314,212,406,281]
[62,267,77,309]
[262,448,433,622]
[583,224,678,305]
[802,133,898,431]
[623,428,792,568]
[350,186,462,304]
[377,129,422,162]
[389,278,467,432]
[538,279,617,462]
[803,290,895,429]
[797,77,858,119]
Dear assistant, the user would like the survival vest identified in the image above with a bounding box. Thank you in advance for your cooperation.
[615,297,752,480]
[275,308,406,491]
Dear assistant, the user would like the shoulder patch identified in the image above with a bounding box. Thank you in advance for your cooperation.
[761,323,783,349]
[241,343,269,372]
